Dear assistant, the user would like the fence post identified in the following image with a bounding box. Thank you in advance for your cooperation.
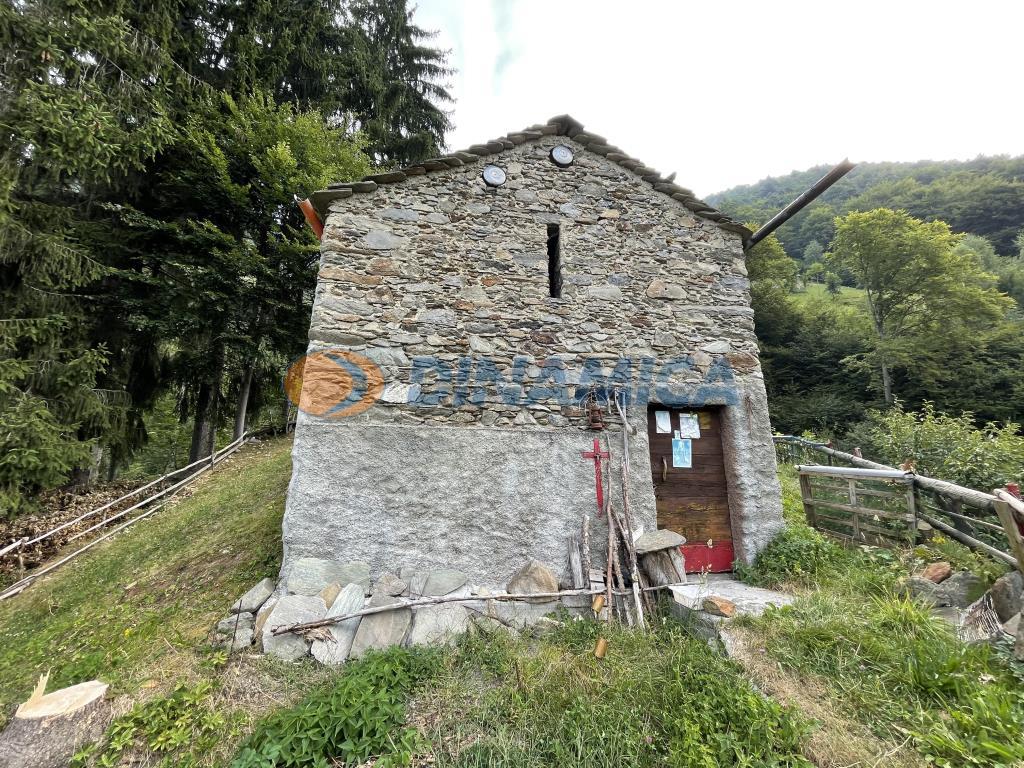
[905,481,918,546]
[994,498,1024,575]
[799,472,816,528]
[848,479,860,542]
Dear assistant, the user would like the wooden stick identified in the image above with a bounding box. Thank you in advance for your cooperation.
[993,493,1024,575]
[607,507,635,626]
[612,393,647,626]
[0,538,27,558]
[271,588,606,636]
[917,512,1016,566]
[18,433,248,550]
[273,582,688,638]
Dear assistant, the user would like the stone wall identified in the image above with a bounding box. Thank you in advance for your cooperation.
[282,132,784,586]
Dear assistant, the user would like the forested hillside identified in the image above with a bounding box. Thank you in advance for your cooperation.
[709,156,1024,258]
[724,159,1024,440]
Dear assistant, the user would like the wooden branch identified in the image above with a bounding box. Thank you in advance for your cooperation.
[993,493,1024,575]
[19,433,248,550]
[271,588,604,636]
[612,394,648,626]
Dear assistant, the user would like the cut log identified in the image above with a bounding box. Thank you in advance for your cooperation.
[639,548,687,586]
[567,534,586,589]
[0,675,110,768]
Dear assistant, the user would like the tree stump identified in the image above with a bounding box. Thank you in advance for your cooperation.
[0,676,110,768]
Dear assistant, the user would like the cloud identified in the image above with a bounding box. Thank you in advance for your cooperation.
[414,0,1024,196]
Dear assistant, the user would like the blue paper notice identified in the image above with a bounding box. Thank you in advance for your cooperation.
[671,438,692,468]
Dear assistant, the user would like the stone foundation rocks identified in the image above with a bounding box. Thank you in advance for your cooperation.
[217,558,584,664]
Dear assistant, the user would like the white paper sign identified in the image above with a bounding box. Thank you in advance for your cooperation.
[655,410,671,433]
[678,413,701,439]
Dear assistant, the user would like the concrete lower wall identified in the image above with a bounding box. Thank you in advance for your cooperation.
[281,415,658,588]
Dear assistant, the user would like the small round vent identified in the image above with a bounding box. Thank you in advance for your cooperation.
[550,145,575,168]
[482,165,507,187]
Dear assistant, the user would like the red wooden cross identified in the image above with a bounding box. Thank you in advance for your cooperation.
[581,437,610,516]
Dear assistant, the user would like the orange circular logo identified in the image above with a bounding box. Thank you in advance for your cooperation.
[283,350,384,419]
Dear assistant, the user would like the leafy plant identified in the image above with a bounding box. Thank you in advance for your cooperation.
[232,646,441,768]
[860,402,1024,491]
[75,681,231,767]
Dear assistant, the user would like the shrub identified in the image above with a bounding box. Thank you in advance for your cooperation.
[738,524,846,588]
[861,402,1024,491]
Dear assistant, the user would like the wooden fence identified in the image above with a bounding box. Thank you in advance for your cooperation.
[797,465,918,547]
[775,436,1024,571]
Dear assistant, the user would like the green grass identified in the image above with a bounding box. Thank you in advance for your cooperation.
[418,618,812,767]
[0,437,293,721]
[227,618,812,768]
[791,282,867,310]
[737,464,1024,767]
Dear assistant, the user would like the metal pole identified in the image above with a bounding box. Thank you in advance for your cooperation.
[746,160,856,249]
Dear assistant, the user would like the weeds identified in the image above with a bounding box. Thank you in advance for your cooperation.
[422,618,812,767]
[72,681,235,768]
[232,646,442,768]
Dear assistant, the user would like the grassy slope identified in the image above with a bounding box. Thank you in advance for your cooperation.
[4,435,1019,767]
[791,283,867,310]
[732,465,1024,767]
[0,437,292,719]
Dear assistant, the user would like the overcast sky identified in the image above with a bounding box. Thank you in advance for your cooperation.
[414,0,1024,197]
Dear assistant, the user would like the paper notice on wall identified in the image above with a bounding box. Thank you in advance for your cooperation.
[672,438,692,468]
[655,410,671,433]
[678,413,701,439]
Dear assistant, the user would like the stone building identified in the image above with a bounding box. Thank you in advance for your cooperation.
[282,114,783,591]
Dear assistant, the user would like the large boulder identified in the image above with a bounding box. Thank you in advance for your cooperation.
[402,568,467,598]
[372,572,408,598]
[231,577,276,614]
[311,583,366,666]
[507,559,559,601]
[990,570,1024,623]
[908,571,987,608]
[285,558,370,596]
[939,572,988,608]
[261,595,326,660]
[349,593,412,658]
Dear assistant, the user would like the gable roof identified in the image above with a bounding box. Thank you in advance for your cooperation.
[310,114,751,241]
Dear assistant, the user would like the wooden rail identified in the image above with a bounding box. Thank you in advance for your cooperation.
[0,435,252,601]
[796,464,918,547]
[776,436,1021,568]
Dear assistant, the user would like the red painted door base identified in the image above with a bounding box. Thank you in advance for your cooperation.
[680,541,734,573]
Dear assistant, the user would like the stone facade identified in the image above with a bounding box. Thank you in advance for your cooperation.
[282,115,784,590]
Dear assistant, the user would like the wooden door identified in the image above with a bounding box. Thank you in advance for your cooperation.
[647,407,733,572]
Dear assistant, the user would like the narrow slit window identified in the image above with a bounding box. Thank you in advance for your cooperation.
[547,224,562,298]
